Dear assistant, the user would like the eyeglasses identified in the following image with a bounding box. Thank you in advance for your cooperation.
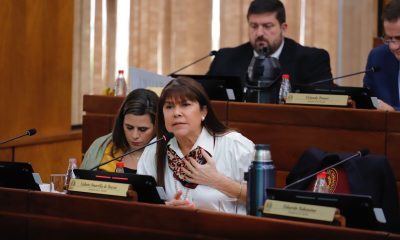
[381,35,400,45]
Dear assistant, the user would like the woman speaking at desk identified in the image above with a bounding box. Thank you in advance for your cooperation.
[138,77,254,214]
[81,88,159,173]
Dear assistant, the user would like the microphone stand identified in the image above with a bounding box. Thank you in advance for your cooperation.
[168,51,217,77]
[89,133,173,171]
[284,149,369,190]
[309,67,377,86]
[0,129,37,145]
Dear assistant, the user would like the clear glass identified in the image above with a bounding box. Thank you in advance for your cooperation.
[50,174,66,193]
[218,197,238,214]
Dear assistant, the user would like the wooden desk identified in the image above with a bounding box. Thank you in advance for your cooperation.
[82,95,400,199]
[0,187,398,239]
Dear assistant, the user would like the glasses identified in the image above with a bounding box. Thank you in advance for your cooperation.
[381,35,400,45]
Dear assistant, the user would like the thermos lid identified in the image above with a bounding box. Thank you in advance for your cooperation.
[255,144,270,151]
[254,144,272,162]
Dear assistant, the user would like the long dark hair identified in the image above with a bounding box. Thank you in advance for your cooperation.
[111,88,159,156]
[155,77,229,186]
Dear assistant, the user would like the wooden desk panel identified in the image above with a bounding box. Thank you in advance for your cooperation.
[0,188,392,239]
[0,212,28,240]
[231,122,385,170]
[209,100,228,123]
[195,209,388,240]
[28,215,203,240]
[83,95,124,114]
[387,133,400,180]
[0,187,29,213]
[28,191,198,235]
[227,102,386,131]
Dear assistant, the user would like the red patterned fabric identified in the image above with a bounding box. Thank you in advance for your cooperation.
[167,146,209,189]
[307,166,351,194]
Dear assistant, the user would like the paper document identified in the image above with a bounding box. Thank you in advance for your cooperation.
[129,67,172,92]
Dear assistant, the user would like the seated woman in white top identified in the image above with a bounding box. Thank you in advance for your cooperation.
[138,77,254,214]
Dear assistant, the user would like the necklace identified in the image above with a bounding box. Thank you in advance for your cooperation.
[174,178,190,200]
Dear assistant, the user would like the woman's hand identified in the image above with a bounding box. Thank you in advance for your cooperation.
[183,149,246,202]
[377,99,395,111]
[183,149,222,188]
[165,190,196,208]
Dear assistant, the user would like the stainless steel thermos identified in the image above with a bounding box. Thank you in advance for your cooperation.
[246,144,276,216]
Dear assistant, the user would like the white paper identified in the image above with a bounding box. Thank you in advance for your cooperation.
[129,67,172,91]
[373,207,387,223]
[371,97,379,109]
[32,172,42,184]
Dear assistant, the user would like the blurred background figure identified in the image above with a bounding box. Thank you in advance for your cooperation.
[364,0,400,111]
[81,88,159,173]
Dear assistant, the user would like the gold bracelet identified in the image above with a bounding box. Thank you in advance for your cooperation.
[237,182,243,199]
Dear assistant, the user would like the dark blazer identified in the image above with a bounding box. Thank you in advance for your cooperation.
[286,147,400,233]
[363,44,400,110]
[207,38,333,88]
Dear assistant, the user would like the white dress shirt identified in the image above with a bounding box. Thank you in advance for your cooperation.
[138,127,255,214]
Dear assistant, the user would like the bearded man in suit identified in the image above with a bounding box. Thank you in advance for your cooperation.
[207,0,333,93]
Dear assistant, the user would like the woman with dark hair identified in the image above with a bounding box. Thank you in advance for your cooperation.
[81,88,159,173]
[138,77,254,214]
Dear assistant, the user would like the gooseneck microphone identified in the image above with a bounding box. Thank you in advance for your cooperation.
[168,50,218,76]
[89,133,174,171]
[309,67,380,86]
[0,128,37,145]
[284,149,369,190]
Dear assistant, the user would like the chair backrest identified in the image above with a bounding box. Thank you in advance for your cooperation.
[286,147,400,233]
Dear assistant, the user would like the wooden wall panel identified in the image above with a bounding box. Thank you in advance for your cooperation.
[0,0,73,137]
[14,138,82,183]
[0,148,13,162]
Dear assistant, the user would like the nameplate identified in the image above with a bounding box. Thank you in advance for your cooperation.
[68,179,131,197]
[263,199,336,222]
[286,93,349,106]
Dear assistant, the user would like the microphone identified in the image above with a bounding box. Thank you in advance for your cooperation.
[89,132,174,171]
[309,67,380,86]
[284,149,369,190]
[0,128,37,145]
[168,50,218,76]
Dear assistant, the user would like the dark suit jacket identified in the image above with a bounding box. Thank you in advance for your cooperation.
[286,147,400,233]
[207,38,332,88]
[363,44,400,110]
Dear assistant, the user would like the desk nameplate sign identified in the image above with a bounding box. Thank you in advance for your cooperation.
[68,178,131,198]
[286,93,349,107]
[263,199,337,222]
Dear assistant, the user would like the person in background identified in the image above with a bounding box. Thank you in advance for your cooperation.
[137,77,254,214]
[364,0,400,111]
[80,88,159,173]
[207,0,332,90]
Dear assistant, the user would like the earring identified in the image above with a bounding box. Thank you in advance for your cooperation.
[201,116,205,121]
